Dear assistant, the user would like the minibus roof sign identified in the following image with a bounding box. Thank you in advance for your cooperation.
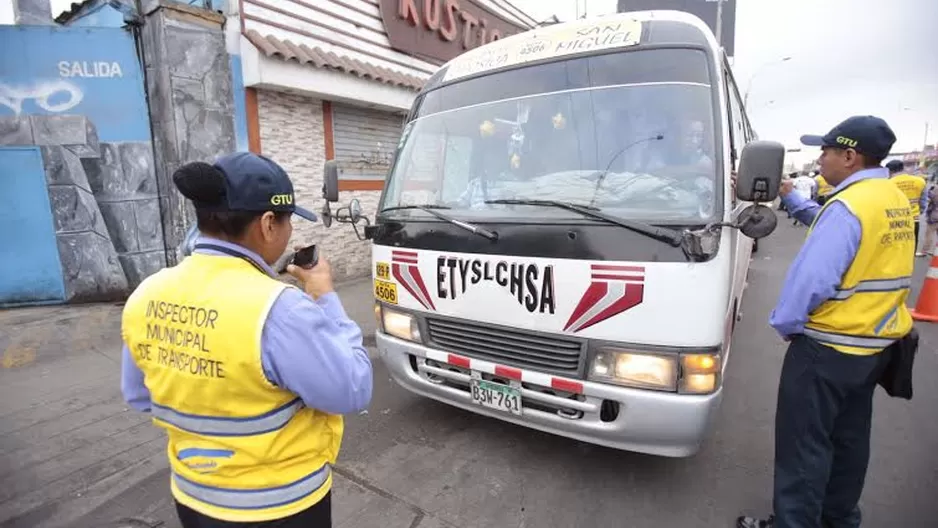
[442,17,643,83]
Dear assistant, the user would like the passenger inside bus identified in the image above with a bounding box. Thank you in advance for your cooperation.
[646,118,714,172]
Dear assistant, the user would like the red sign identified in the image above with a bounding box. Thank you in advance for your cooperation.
[379,0,527,62]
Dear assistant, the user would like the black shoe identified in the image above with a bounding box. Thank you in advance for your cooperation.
[736,514,774,528]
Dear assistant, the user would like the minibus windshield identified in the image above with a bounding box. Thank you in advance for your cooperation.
[382,48,719,224]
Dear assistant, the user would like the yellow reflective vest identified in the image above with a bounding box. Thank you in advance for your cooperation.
[891,173,927,216]
[122,254,341,522]
[804,178,915,355]
[814,175,835,197]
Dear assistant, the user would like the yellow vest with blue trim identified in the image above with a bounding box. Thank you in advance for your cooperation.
[803,178,915,355]
[121,254,342,522]
[891,173,927,216]
[814,175,834,197]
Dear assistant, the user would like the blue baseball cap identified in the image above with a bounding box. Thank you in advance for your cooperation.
[210,152,317,222]
[800,115,896,161]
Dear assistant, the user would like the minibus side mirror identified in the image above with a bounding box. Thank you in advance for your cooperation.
[322,160,339,203]
[324,197,373,240]
[735,140,785,203]
[347,198,362,224]
[737,203,778,239]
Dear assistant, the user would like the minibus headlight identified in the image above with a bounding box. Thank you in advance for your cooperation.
[589,349,678,391]
[379,306,421,342]
[679,353,721,394]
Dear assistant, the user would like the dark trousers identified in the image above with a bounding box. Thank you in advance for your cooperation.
[914,221,921,253]
[773,336,887,528]
[175,493,331,528]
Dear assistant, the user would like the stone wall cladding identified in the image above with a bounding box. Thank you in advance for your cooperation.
[81,141,167,287]
[0,115,165,302]
[257,90,378,282]
[141,3,236,264]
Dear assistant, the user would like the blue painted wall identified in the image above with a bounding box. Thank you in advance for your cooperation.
[0,147,67,305]
[0,26,152,142]
[0,25,163,305]
[230,53,249,152]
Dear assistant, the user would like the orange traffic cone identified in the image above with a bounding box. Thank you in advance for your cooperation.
[910,241,938,322]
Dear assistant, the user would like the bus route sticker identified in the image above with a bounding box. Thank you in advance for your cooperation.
[375,261,390,280]
[374,261,397,304]
[374,279,398,305]
[443,17,642,83]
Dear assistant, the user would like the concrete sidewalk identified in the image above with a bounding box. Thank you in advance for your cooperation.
[333,277,378,347]
[0,277,389,528]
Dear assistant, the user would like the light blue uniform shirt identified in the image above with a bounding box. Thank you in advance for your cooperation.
[769,167,891,339]
[919,183,928,216]
[120,237,373,415]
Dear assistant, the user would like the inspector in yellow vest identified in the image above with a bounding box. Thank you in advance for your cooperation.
[814,175,835,197]
[891,173,927,216]
[122,254,341,522]
[803,178,914,355]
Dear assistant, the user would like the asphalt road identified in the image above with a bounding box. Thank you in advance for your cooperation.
[1,215,935,528]
[337,217,938,528]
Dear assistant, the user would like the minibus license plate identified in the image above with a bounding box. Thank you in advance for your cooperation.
[373,279,398,304]
[471,379,522,416]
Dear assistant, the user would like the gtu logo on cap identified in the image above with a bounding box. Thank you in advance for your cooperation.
[836,136,858,148]
[270,194,294,206]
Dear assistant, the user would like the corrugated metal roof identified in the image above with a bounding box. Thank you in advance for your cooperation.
[244,30,426,92]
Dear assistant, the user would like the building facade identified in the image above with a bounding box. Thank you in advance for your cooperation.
[231,0,537,280]
[0,0,537,307]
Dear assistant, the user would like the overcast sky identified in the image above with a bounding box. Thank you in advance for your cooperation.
[4,0,935,165]
[512,0,937,166]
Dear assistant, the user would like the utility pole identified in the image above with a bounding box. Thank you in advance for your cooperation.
[715,0,724,48]
[923,122,931,167]
[743,56,792,108]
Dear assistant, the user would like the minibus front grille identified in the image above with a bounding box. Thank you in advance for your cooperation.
[424,317,585,375]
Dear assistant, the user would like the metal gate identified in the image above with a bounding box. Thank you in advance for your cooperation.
[332,103,404,182]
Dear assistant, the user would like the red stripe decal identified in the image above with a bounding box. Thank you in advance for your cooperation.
[590,274,645,281]
[572,284,645,333]
[393,258,418,264]
[551,378,583,394]
[448,354,471,369]
[392,251,418,257]
[409,264,437,310]
[391,262,436,311]
[591,264,645,272]
[564,281,608,331]
[494,365,522,380]
[392,263,430,310]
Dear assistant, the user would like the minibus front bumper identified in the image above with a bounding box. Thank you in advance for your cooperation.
[378,332,723,458]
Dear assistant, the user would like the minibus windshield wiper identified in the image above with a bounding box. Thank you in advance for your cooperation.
[378,204,498,241]
[485,199,684,247]
[379,204,452,213]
